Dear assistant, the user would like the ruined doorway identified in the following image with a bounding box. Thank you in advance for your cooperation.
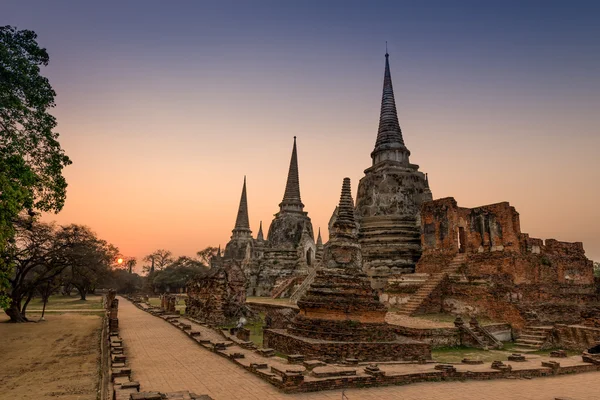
[458,227,466,253]
[306,248,313,266]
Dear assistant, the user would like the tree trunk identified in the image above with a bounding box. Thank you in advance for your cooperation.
[79,289,87,301]
[41,296,48,319]
[5,298,27,322]
[20,291,34,319]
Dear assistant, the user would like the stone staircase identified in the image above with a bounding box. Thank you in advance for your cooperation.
[289,268,318,303]
[397,253,467,316]
[271,276,298,299]
[514,326,552,353]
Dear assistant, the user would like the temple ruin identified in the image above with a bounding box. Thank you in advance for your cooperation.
[354,52,432,280]
[213,138,318,297]
[263,178,430,361]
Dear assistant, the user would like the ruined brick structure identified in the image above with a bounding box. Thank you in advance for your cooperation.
[212,138,317,296]
[185,261,246,324]
[413,197,596,327]
[264,178,431,362]
[354,52,432,281]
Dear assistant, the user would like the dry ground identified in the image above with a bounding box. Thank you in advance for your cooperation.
[0,313,102,400]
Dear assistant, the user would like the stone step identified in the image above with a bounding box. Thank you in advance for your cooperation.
[516,338,544,345]
[520,334,547,340]
[513,347,538,353]
[514,342,542,349]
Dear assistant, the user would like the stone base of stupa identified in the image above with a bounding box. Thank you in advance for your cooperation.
[263,328,431,362]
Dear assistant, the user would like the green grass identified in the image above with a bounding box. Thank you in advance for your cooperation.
[27,295,104,310]
[148,297,186,314]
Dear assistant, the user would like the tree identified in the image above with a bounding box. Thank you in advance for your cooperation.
[196,246,218,265]
[3,218,79,322]
[142,249,174,274]
[151,257,208,293]
[60,225,117,300]
[37,274,60,320]
[0,26,72,308]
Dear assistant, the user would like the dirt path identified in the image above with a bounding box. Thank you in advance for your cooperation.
[117,297,600,400]
[0,313,101,400]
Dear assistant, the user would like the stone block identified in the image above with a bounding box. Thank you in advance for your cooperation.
[550,350,568,358]
[229,352,245,359]
[130,393,162,400]
[287,354,304,364]
[189,331,201,337]
[344,358,359,365]
[364,364,385,376]
[111,368,131,380]
[461,358,484,365]
[111,354,127,363]
[508,354,527,362]
[213,342,227,351]
[257,348,275,357]
[491,361,512,372]
[303,360,326,370]
[250,363,268,370]
[434,364,456,373]
[542,361,560,371]
[119,381,140,391]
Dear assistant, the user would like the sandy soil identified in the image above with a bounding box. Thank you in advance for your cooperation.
[0,313,102,400]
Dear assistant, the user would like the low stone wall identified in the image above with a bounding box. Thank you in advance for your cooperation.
[552,324,600,351]
[263,329,431,362]
[391,323,512,349]
[109,294,213,400]
[126,294,600,395]
[392,326,460,348]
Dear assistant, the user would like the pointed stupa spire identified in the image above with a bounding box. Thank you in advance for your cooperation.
[332,178,357,237]
[371,51,411,166]
[316,227,323,247]
[217,245,221,257]
[279,137,304,213]
[257,221,264,241]
[232,176,252,237]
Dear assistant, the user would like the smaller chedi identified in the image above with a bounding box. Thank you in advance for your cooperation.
[263,178,430,362]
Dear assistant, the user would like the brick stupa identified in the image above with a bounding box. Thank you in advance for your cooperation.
[263,178,431,362]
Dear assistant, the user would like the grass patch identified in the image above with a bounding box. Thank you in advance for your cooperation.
[27,295,104,310]
[147,297,186,314]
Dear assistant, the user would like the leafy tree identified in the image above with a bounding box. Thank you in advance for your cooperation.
[60,225,117,300]
[151,257,208,293]
[0,26,72,308]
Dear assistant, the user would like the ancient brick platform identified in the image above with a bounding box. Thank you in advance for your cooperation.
[263,328,430,362]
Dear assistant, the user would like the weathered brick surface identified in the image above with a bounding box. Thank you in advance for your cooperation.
[117,296,600,399]
[414,197,597,327]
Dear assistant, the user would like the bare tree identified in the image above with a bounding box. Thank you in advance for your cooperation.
[196,246,218,266]
[143,249,174,272]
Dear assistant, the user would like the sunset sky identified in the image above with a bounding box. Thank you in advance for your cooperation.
[4,1,599,270]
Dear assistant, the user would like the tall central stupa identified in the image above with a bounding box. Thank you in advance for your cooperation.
[355,52,432,277]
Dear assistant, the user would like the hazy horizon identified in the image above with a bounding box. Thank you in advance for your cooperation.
[4,0,599,270]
